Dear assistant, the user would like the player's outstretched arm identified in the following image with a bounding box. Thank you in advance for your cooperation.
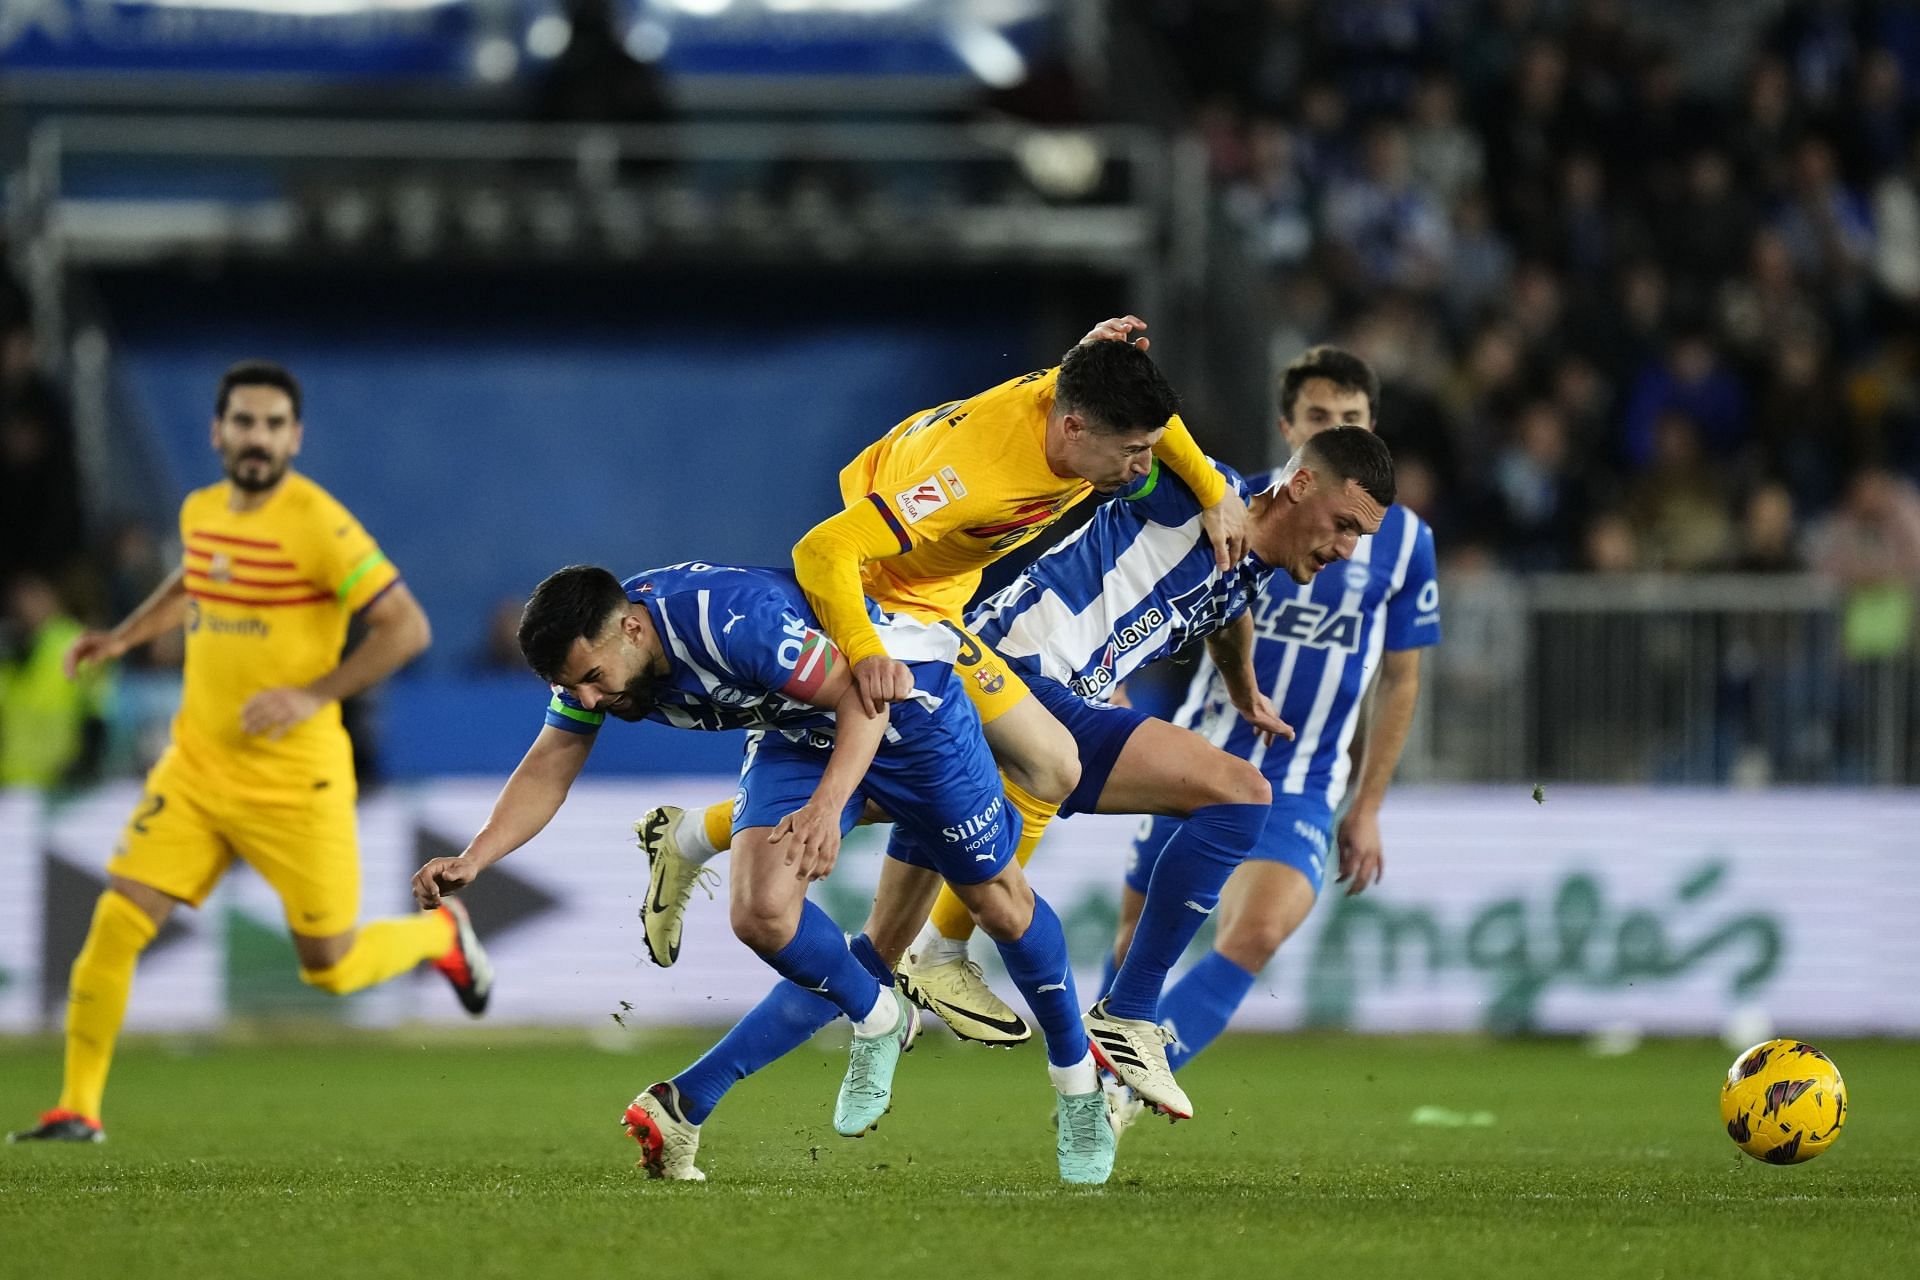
[767,650,889,883]
[413,725,595,908]
[65,567,189,678]
[1205,612,1293,744]
[1337,647,1422,896]
[792,504,918,716]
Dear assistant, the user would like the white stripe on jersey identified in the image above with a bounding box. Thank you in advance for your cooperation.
[658,605,727,694]
[1318,513,1420,804]
[1248,608,1305,771]
[695,591,733,676]
[1279,532,1378,794]
[990,514,1202,686]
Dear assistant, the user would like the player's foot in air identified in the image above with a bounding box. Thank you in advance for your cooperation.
[1101,1069,1145,1142]
[6,1109,103,1144]
[432,899,493,1016]
[1055,1089,1118,1185]
[834,988,919,1137]
[622,1081,706,1181]
[895,948,1031,1046]
[635,806,720,968]
[1083,998,1191,1120]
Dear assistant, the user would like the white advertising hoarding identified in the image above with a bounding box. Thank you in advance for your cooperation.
[1,782,1915,1036]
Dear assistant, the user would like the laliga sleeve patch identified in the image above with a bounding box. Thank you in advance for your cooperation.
[895,475,951,525]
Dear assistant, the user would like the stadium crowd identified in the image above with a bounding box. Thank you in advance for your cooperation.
[1135,0,1920,581]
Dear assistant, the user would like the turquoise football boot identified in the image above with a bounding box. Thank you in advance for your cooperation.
[834,988,919,1137]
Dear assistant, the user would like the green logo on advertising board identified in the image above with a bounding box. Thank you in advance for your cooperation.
[1304,862,1783,1032]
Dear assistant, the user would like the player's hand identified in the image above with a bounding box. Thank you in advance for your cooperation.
[1078,315,1150,351]
[851,656,915,717]
[1108,680,1133,709]
[1335,809,1384,897]
[1200,485,1251,570]
[412,854,480,909]
[769,801,842,881]
[1232,691,1294,745]
[64,630,126,679]
[241,686,327,739]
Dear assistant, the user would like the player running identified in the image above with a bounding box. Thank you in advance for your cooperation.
[636,328,1249,1047]
[614,427,1394,1149]
[1104,347,1440,1124]
[408,562,1116,1185]
[8,361,482,1146]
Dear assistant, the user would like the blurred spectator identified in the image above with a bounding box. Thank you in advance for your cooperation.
[1659,149,1757,297]
[1224,119,1315,270]
[1407,73,1484,209]
[1734,482,1804,573]
[1322,0,1446,114]
[1626,411,1735,570]
[1809,466,1920,660]
[1321,121,1451,295]
[1870,125,1920,305]
[1844,47,1911,181]
[1719,228,1825,371]
[1489,400,1589,568]
[1767,0,1862,112]
[1771,136,1874,294]
[1621,331,1750,468]
[1443,190,1514,325]
[1582,509,1641,572]
[0,573,107,789]
[1749,328,1847,510]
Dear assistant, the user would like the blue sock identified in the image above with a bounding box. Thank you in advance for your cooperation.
[1098,948,1119,1003]
[1103,802,1263,1021]
[672,981,838,1124]
[761,900,883,1024]
[672,932,890,1124]
[1160,950,1258,1072]
[989,895,1085,1068]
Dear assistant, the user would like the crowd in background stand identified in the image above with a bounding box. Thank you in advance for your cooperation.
[8,1,1920,788]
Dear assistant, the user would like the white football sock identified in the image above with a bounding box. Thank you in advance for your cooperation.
[670,808,722,865]
[851,987,901,1038]
[913,922,968,966]
[1048,1051,1098,1097]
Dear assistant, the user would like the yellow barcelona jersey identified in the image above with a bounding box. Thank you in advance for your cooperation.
[839,366,1225,623]
[172,472,400,796]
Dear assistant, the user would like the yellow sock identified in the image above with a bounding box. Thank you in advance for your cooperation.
[300,913,450,995]
[701,800,734,853]
[58,891,159,1122]
[926,774,1057,943]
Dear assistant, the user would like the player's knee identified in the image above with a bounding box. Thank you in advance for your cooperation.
[1014,751,1079,809]
[963,874,1034,942]
[1204,759,1270,809]
[1216,912,1296,973]
[728,899,794,955]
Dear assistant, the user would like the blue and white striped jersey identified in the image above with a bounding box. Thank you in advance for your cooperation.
[543,562,957,741]
[968,461,1271,701]
[1171,478,1441,807]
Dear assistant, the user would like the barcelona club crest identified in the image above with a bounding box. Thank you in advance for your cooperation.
[209,553,234,583]
[973,667,1006,695]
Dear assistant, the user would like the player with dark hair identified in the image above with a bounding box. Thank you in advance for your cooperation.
[610,428,1393,1138]
[8,361,480,1145]
[1099,346,1441,1131]
[410,560,1118,1185]
[634,322,1252,1048]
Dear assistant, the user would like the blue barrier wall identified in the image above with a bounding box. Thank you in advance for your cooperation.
[106,267,1038,667]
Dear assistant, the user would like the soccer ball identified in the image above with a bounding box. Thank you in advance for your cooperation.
[1719,1039,1847,1164]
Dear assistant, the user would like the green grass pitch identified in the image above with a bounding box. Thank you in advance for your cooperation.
[2,1030,1916,1280]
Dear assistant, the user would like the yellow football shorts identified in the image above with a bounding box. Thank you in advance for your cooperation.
[940,620,1031,725]
[107,748,362,937]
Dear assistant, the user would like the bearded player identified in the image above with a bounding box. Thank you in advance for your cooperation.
[8,361,488,1145]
